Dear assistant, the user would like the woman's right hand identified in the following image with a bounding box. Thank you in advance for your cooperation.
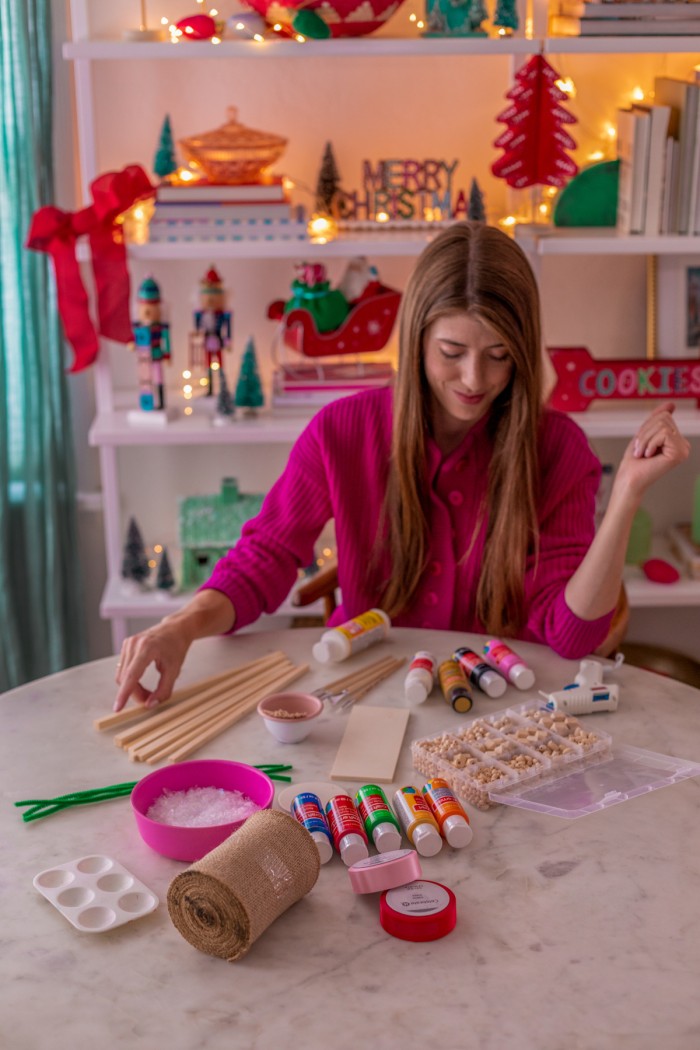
[112,590,236,712]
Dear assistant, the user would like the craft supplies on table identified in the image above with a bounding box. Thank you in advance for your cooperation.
[257,690,323,743]
[347,849,423,894]
[291,791,334,864]
[131,760,275,862]
[453,646,507,699]
[438,658,473,713]
[167,809,320,961]
[379,880,457,942]
[312,608,391,663]
[404,651,437,706]
[316,655,406,710]
[95,651,308,763]
[330,705,411,783]
[421,778,473,847]
[412,700,700,818]
[482,639,535,690]
[325,793,369,865]
[355,783,402,852]
[33,855,158,933]
[392,786,442,857]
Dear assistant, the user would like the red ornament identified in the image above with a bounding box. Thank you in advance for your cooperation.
[547,347,700,412]
[175,14,217,39]
[642,559,681,585]
[491,54,578,190]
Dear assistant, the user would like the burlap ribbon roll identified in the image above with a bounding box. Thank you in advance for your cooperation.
[167,809,321,961]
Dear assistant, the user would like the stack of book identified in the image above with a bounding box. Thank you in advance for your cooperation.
[616,75,700,236]
[148,178,307,243]
[272,362,395,408]
[551,0,700,36]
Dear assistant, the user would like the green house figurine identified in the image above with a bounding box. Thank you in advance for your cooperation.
[179,477,264,589]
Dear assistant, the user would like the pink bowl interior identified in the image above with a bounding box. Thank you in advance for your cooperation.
[257,691,323,722]
[131,759,274,862]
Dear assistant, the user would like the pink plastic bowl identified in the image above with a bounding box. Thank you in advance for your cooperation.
[130,759,274,862]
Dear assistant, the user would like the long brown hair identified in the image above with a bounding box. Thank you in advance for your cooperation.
[378,221,543,635]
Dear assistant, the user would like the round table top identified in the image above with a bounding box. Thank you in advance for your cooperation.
[2,626,700,1050]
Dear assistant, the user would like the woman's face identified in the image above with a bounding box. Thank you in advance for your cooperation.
[422,310,514,450]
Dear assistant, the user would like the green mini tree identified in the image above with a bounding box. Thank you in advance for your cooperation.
[467,178,486,222]
[153,115,177,179]
[315,142,342,214]
[216,368,235,419]
[235,338,264,414]
[121,518,150,584]
[493,0,519,33]
[156,547,175,591]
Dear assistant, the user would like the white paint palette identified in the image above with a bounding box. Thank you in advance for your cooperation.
[33,854,159,933]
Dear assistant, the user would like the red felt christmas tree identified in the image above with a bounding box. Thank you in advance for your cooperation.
[491,55,578,190]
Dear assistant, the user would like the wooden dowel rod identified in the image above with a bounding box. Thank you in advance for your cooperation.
[117,660,298,749]
[94,650,289,730]
[325,658,403,694]
[112,657,294,746]
[161,664,310,764]
[125,662,302,757]
[351,658,406,700]
[322,655,399,692]
[130,688,266,762]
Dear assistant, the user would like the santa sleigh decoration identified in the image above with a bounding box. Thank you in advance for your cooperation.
[267,259,401,359]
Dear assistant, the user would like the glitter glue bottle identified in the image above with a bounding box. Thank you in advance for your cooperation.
[325,793,369,866]
[404,651,437,705]
[438,658,473,713]
[453,646,506,699]
[482,639,535,690]
[312,608,391,664]
[355,784,402,853]
[421,778,473,848]
[290,791,334,864]
[392,786,442,857]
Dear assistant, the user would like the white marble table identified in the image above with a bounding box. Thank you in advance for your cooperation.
[2,627,700,1050]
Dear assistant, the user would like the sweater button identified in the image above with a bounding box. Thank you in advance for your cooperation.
[448,490,463,506]
[425,592,439,606]
[429,560,442,576]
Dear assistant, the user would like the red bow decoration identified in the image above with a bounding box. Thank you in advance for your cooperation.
[26,165,155,373]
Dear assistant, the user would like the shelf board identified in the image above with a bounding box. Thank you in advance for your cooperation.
[624,535,700,608]
[125,230,438,260]
[88,405,316,447]
[63,36,700,61]
[545,36,700,55]
[63,36,540,61]
[100,577,324,620]
[570,407,700,438]
[516,226,700,256]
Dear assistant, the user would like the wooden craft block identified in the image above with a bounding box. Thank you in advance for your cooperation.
[330,706,410,784]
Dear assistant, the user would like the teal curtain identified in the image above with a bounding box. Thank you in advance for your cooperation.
[0,0,85,690]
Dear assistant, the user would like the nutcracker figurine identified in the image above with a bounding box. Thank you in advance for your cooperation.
[190,266,232,397]
[132,275,171,411]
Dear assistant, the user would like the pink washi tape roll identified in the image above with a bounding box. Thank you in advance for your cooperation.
[347,848,422,894]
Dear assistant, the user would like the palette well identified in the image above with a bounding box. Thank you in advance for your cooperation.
[33,855,158,933]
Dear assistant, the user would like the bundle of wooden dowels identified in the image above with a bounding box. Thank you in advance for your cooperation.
[318,655,406,710]
[94,651,308,764]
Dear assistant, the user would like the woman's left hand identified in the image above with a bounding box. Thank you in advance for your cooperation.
[616,401,690,501]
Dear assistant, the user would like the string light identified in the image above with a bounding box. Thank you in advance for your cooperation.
[631,86,645,102]
[307,212,337,244]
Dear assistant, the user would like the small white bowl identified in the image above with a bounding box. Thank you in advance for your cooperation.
[257,691,323,744]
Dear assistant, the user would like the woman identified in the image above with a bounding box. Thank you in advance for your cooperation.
[113,222,689,711]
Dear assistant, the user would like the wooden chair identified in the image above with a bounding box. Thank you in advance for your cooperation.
[293,563,630,659]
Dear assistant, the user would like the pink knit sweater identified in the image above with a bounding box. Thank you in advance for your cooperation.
[202,386,614,658]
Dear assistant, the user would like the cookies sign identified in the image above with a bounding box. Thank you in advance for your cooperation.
[548,346,700,411]
[336,158,470,222]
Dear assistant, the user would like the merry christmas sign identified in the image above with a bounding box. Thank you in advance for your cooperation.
[548,347,700,411]
[336,158,471,221]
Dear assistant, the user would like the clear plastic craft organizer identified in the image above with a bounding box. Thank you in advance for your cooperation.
[411,701,700,819]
